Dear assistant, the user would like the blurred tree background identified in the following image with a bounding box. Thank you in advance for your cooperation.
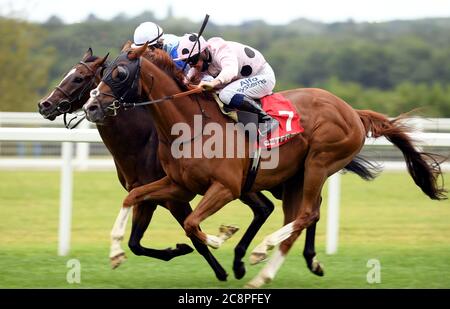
[1,12,450,116]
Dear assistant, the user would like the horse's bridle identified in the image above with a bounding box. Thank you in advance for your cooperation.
[89,88,124,117]
[88,52,144,118]
[90,51,208,125]
[52,61,99,114]
[51,61,109,129]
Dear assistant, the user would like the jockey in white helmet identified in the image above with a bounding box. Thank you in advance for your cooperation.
[132,22,186,71]
[175,33,278,136]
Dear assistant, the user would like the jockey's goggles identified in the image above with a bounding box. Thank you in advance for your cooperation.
[184,53,201,66]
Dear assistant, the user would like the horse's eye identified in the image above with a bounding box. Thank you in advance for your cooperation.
[90,89,99,98]
[116,66,129,81]
[73,76,83,83]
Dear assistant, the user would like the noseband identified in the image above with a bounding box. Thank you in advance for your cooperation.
[89,88,123,117]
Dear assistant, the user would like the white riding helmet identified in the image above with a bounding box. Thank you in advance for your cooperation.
[132,22,164,48]
[174,33,208,61]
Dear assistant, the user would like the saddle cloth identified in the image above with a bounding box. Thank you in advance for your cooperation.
[213,93,304,148]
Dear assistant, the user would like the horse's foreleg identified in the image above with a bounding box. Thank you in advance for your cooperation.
[123,176,194,207]
[183,181,236,249]
[232,192,274,279]
[167,201,228,281]
[110,206,132,268]
[128,200,194,262]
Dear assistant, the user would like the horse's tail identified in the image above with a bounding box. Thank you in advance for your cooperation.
[356,109,447,200]
[343,155,381,181]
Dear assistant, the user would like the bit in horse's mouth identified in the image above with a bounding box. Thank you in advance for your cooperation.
[85,113,105,125]
[43,113,57,121]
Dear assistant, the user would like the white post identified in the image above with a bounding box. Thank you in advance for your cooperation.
[75,120,90,170]
[326,172,341,255]
[58,142,73,256]
[411,118,424,152]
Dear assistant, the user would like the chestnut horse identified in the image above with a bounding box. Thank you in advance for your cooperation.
[84,44,446,287]
[38,47,323,280]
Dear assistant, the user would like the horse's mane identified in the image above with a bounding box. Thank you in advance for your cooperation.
[142,48,188,91]
[120,40,186,89]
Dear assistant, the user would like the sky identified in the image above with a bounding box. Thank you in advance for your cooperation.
[1,0,450,25]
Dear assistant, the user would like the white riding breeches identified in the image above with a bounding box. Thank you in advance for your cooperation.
[218,63,276,104]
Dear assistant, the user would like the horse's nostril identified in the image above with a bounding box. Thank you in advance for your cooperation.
[40,101,51,109]
[88,105,99,112]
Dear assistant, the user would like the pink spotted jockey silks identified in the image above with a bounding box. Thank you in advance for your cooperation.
[176,34,279,136]
[186,37,276,105]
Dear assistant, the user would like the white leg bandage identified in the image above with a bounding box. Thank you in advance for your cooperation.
[249,222,294,265]
[109,206,132,258]
[264,222,295,246]
[246,247,286,288]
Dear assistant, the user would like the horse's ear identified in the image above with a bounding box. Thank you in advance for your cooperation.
[98,53,109,65]
[129,41,148,60]
[83,47,93,61]
[121,40,132,52]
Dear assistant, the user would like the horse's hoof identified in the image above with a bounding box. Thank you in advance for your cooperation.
[233,262,246,280]
[249,252,268,265]
[218,224,239,241]
[245,276,271,289]
[216,271,228,282]
[310,258,324,277]
[175,243,194,255]
[110,252,127,269]
[206,235,223,249]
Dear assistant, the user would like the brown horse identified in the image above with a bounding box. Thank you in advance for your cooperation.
[75,45,370,280]
[38,47,314,281]
[38,48,233,280]
[84,43,446,287]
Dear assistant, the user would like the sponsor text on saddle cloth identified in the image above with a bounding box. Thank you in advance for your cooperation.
[260,93,303,148]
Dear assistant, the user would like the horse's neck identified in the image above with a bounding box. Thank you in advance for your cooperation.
[142,61,221,143]
[96,107,157,157]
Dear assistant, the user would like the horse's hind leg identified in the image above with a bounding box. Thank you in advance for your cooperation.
[247,159,328,288]
[244,185,323,276]
[232,192,275,280]
[128,200,194,261]
[280,178,324,276]
[303,218,324,276]
[249,175,302,265]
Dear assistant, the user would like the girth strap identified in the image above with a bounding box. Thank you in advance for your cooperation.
[242,147,261,193]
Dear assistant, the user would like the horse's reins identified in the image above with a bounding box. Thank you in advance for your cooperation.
[123,85,210,146]
[121,87,204,109]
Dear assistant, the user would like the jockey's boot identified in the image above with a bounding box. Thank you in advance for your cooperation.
[239,97,279,136]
